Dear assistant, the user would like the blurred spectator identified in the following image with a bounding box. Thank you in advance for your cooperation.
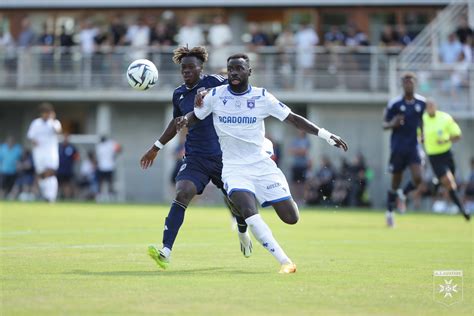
[463,158,474,213]
[0,136,22,199]
[275,26,295,50]
[456,16,473,45]
[57,134,79,199]
[0,27,16,81]
[208,16,233,71]
[79,20,98,57]
[38,22,55,47]
[78,150,98,200]
[176,17,204,48]
[380,25,399,47]
[305,156,336,205]
[397,25,413,46]
[354,28,370,46]
[275,27,295,89]
[96,135,121,201]
[440,33,463,64]
[18,18,36,48]
[347,153,370,207]
[59,25,74,73]
[289,130,311,203]
[0,27,14,48]
[110,15,127,47]
[324,26,345,46]
[59,25,75,50]
[344,27,360,47]
[11,149,35,201]
[125,16,150,59]
[248,23,271,47]
[449,50,470,96]
[150,22,176,47]
[38,23,55,77]
[294,24,319,88]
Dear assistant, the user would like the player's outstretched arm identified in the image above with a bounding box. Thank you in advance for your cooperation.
[139,118,178,169]
[284,112,348,152]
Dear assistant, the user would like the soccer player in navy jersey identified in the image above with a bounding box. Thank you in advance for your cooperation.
[140,47,251,269]
[383,72,426,227]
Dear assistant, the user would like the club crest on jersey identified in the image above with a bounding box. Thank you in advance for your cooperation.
[400,105,406,112]
[247,99,255,109]
[415,104,422,112]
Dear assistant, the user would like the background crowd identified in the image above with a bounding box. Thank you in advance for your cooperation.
[0,134,121,202]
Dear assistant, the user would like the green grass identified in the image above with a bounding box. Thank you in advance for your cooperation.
[0,202,472,315]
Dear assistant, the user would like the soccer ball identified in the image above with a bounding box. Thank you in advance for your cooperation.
[126,59,159,91]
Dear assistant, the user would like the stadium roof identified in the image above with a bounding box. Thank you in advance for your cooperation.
[0,0,451,9]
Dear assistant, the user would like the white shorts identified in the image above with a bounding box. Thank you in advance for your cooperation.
[223,158,292,207]
[33,151,59,174]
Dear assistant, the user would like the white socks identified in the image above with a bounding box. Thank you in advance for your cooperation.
[39,176,58,202]
[245,214,291,264]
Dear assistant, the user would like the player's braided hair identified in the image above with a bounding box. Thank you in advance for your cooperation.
[172,46,208,64]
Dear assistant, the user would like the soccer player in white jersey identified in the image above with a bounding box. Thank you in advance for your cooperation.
[178,53,348,273]
[27,103,62,202]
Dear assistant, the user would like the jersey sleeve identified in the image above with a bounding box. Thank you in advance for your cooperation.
[26,121,36,140]
[384,101,397,122]
[264,91,291,121]
[52,119,62,133]
[194,89,214,120]
[172,91,182,118]
[447,116,462,137]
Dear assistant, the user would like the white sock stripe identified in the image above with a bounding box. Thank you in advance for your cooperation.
[172,200,187,210]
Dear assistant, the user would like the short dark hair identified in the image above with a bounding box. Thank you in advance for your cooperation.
[227,53,250,65]
[401,71,417,81]
[172,46,208,64]
[38,102,53,113]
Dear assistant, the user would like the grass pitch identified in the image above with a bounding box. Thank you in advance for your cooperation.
[1,202,472,315]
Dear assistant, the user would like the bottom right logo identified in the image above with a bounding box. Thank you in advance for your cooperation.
[433,270,463,306]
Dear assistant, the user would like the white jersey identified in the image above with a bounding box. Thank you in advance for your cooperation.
[27,118,61,157]
[195,85,291,166]
[96,140,118,172]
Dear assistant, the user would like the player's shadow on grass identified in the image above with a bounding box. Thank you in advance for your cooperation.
[66,268,263,276]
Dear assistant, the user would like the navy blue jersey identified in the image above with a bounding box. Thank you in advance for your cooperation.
[173,74,227,157]
[384,94,426,152]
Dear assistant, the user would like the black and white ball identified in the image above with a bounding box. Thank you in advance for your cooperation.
[126,59,159,91]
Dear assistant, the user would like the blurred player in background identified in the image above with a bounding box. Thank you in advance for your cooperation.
[422,99,470,221]
[0,136,22,199]
[96,135,122,201]
[27,102,62,202]
[383,72,426,227]
[180,53,348,273]
[140,46,250,270]
[58,133,80,199]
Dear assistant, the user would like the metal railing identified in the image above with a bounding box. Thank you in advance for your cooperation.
[0,45,400,92]
[395,0,473,116]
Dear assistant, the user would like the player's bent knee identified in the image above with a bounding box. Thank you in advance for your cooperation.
[283,213,299,225]
[175,188,195,204]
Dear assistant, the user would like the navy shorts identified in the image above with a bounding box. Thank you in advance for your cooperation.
[428,150,455,179]
[175,155,223,195]
[389,149,421,173]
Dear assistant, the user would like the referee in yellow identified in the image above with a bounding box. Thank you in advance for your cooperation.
[423,99,470,221]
